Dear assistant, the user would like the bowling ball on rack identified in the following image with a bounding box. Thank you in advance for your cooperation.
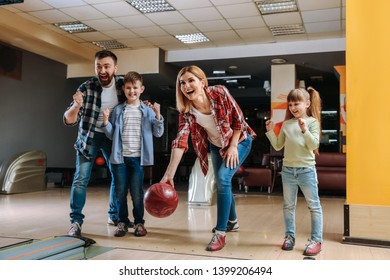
[144,183,178,218]
[95,156,105,166]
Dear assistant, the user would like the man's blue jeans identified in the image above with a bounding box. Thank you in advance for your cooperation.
[281,166,323,242]
[210,136,252,232]
[69,132,118,225]
[112,157,145,225]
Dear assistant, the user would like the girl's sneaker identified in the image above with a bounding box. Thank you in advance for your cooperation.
[282,235,295,250]
[303,240,322,256]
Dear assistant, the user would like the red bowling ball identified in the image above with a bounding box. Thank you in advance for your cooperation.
[95,156,105,166]
[144,183,178,218]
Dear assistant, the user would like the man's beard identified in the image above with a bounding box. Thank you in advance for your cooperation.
[98,73,114,87]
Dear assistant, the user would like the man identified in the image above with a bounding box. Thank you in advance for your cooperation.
[64,50,127,236]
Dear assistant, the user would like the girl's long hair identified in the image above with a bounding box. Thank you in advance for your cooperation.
[175,65,208,113]
[285,87,322,154]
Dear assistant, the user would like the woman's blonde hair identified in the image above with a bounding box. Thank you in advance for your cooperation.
[285,87,322,154]
[175,65,208,113]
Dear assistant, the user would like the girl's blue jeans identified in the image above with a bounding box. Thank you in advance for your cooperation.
[281,166,323,242]
[210,136,252,232]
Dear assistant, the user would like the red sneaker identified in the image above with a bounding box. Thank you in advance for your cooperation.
[206,234,226,251]
[303,240,322,256]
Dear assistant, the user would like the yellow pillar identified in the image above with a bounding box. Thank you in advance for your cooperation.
[345,0,390,245]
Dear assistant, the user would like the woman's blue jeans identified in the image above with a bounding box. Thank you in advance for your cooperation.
[69,132,118,225]
[210,136,252,232]
[112,157,145,225]
[281,166,323,242]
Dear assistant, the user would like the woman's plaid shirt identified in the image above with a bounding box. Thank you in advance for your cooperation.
[171,85,256,175]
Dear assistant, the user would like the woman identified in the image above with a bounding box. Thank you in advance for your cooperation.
[160,65,256,251]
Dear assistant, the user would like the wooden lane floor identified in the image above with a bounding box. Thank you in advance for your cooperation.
[1,185,389,260]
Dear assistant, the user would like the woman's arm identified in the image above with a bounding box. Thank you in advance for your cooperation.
[224,129,241,169]
[160,148,185,188]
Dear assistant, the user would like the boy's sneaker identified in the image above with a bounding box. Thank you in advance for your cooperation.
[114,222,128,237]
[303,240,322,256]
[134,223,147,237]
[206,233,226,251]
[212,220,239,233]
[127,221,135,229]
[107,217,118,226]
[282,235,295,250]
[68,222,81,237]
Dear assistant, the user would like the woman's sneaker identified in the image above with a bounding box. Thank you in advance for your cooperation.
[114,222,128,237]
[134,223,147,237]
[282,235,295,250]
[206,233,226,251]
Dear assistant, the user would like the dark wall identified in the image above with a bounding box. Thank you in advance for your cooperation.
[0,48,80,168]
[0,47,170,168]
[0,46,341,168]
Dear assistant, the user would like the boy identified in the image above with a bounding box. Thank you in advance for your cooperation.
[102,71,164,237]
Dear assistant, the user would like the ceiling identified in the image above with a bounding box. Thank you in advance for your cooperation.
[0,0,346,106]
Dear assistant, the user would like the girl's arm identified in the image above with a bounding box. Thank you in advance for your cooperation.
[302,119,320,150]
[265,120,286,151]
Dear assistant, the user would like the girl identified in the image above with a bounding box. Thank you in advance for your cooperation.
[160,65,256,251]
[265,87,323,256]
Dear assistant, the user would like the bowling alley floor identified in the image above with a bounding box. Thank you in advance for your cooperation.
[1,183,390,260]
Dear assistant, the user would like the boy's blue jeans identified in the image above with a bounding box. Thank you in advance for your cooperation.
[69,132,118,225]
[281,166,323,242]
[112,157,145,225]
[210,136,252,232]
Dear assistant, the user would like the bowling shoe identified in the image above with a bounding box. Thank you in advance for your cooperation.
[282,235,295,251]
[206,233,226,251]
[68,222,82,237]
[212,220,239,233]
[134,223,147,237]
[114,222,128,237]
[107,217,118,226]
[303,240,322,256]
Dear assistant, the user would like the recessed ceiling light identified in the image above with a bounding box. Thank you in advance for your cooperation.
[213,70,226,75]
[126,0,175,13]
[175,33,209,44]
[271,58,287,64]
[54,21,95,33]
[228,65,238,69]
[270,24,305,36]
[92,40,128,49]
[255,0,298,15]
